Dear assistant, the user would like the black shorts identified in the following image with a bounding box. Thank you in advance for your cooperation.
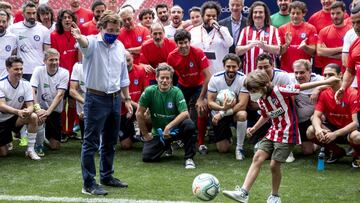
[212,115,235,143]
[0,116,21,146]
[246,108,271,144]
[322,122,349,144]
[45,112,62,141]
[299,119,312,142]
[119,113,136,142]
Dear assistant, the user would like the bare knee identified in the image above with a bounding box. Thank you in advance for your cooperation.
[0,146,8,157]
[270,160,281,173]
[306,125,315,140]
[234,111,247,122]
[349,131,360,144]
[302,142,315,155]
[216,139,231,153]
[120,138,133,150]
[49,138,61,150]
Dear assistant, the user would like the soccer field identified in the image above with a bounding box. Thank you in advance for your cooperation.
[0,139,359,203]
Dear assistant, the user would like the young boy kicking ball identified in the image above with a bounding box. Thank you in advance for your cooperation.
[223,70,339,203]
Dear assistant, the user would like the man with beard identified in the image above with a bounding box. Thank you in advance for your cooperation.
[190,1,233,74]
[155,4,170,27]
[51,10,79,141]
[136,63,197,169]
[271,0,292,28]
[69,0,93,25]
[14,0,39,23]
[9,1,50,81]
[167,29,211,155]
[118,7,150,65]
[164,5,186,38]
[80,0,106,36]
[207,53,248,159]
[0,9,18,79]
[118,51,146,150]
[236,1,280,75]
[36,4,56,32]
[30,48,69,151]
[278,1,317,73]
[219,0,247,54]
[139,23,176,85]
[317,1,352,72]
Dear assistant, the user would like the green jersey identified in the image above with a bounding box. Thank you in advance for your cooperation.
[271,12,291,28]
[139,85,188,136]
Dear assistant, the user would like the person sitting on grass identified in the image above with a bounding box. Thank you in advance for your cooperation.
[223,70,339,203]
[307,63,360,167]
[0,56,39,160]
[136,63,197,169]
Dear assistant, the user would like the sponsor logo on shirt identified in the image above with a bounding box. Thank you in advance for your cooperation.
[43,83,50,88]
[5,97,11,102]
[268,107,285,118]
[33,35,40,41]
[167,102,173,109]
[18,96,24,103]
[5,45,11,52]
[19,36,27,40]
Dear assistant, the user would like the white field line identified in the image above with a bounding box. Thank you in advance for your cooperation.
[0,195,195,203]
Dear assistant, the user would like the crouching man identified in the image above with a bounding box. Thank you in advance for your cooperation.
[0,56,39,159]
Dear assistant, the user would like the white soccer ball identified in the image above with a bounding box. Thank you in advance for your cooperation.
[192,173,220,201]
[216,89,236,106]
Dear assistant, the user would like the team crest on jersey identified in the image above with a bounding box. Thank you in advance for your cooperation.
[167,102,174,109]
[264,32,269,37]
[43,83,50,88]
[300,33,307,39]
[134,79,139,85]
[33,35,40,41]
[18,96,24,103]
[271,98,279,106]
[41,93,49,102]
[137,36,143,43]
[80,18,85,24]
[189,61,194,68]
[5,45,11,52]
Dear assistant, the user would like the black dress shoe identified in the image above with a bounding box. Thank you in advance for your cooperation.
[82,184,108,196]
[100,177,128,188]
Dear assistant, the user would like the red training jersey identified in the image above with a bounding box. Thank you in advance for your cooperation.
[167,46,209,87]
[348,37,360,107]
[139,38,176,83]
[317,23,352,71]
[258,84,301,144]
[79,20,99,36]
[121,64,146,115]
[315,87,357,129]
[118,25,150,64]
[238,25,280,75]
[74,7,93,25]
[50,31,78,75]
[279,22,317,73]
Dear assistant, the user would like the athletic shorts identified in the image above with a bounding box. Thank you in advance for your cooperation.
[258,138,294,163]
[45,112,62,141]
[0,115,21,146]
[322,122,349,144]
[212,115,234,143]
[119,113,137,142]
[299,119,312,142]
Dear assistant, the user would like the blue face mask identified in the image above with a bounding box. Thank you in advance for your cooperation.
[103,33,118,44]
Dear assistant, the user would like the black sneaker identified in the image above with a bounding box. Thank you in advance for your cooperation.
[164,146,173,157]
[100,177,128,188]
[326,150,345,164]
[82,184,108,196]
[60,134,69,143]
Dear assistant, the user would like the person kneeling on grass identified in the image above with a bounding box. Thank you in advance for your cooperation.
[223,70,339,203]
[0,56,39,160]
[136,63,197,169]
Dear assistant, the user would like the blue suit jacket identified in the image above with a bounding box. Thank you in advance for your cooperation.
[219,16,248,54]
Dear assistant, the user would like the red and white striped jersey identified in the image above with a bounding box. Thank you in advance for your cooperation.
[237,25,280,75]
[258,84,301,145]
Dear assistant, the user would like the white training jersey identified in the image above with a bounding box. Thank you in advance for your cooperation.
[342,28,357,88]
[208,71,248,95]
[9,22,50,74]
[70,62,85,115]
[30,65,69,113]
[0,77,33,122]
[164,24,177,39]
[272,68,293,86]
[190,25,233,74]
[289,72,323,123]
[0,32,18,79]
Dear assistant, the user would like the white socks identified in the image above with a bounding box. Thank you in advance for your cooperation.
[236,121,247,150]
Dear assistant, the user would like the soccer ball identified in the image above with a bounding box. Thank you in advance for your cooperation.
[216,89,236,106]
[192,173,220,201]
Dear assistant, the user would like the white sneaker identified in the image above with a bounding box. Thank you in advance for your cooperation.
[223,186,249,203]
[285,152,295,163]
[235,147,245,160]
[267,194,281,203]
[25,150,41,160]
[185,158,196,169]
